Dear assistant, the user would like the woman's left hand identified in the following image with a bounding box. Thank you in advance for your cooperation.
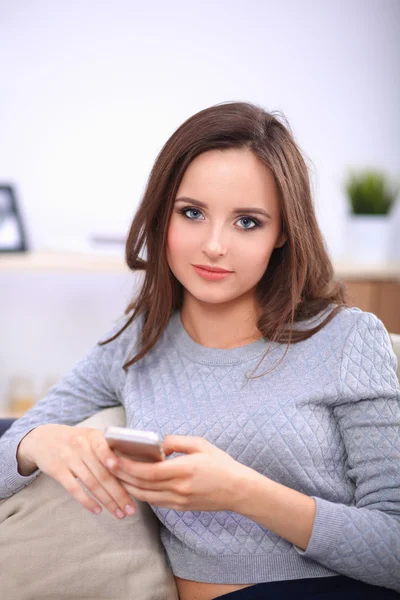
[109,435,251,512]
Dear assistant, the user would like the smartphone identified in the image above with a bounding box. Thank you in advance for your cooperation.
[104,426,165,462]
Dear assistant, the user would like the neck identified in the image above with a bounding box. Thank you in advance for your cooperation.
[180,292,262,349]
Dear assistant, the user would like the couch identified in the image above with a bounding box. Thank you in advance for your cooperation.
[0,406,179,599]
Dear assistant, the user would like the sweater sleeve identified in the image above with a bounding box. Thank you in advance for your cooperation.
[0,315,137,500]
[295,312,400,592]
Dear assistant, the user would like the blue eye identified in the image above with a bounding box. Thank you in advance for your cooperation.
[237,217,258,230]
[180,207,204,220]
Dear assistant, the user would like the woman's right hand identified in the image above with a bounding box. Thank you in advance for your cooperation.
[16,424,137,519]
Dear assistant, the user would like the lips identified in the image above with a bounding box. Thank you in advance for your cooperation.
[192,264,233,273]
[192,265,233,281]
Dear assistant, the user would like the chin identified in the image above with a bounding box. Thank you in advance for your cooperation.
[195,295,234,306]
[184,282,243,306]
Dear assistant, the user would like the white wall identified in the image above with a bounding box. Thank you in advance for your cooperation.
[1,0,399,410]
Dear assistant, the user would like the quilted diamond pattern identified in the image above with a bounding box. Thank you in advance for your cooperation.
[1,308,399,589]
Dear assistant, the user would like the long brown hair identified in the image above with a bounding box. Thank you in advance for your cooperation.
[100,101,347,370]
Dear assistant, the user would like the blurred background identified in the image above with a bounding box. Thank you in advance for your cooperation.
[0,0,399,413]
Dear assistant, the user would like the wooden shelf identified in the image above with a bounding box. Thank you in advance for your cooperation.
[343,279,400,333]
[0,412,23,419]
[334,262,400,281]
[0,251,128,273]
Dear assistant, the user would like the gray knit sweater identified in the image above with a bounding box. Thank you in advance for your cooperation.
[1,307,399,590]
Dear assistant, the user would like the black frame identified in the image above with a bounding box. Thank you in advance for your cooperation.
[0,185,28,252]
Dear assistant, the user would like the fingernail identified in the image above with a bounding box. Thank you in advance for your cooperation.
[115,508,125,519]
[92,507,102,515]
[125,504,135,516]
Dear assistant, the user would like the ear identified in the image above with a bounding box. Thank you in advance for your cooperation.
[274,232,287,249]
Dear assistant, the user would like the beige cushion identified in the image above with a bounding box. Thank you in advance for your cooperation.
[390,333,400,381]
[0,406,178,600]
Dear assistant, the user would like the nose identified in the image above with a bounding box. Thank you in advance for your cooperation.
[201,225,227,258]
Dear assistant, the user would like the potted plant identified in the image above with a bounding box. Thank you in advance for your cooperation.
[344,169,398,265]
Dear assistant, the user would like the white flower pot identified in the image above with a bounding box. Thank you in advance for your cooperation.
[346,215,393,265]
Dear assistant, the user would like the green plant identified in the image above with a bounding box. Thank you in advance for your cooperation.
[345,169,398,215]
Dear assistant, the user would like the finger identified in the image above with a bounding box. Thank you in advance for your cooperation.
[114,468,178,490]
[116,453,192,482]
[89,432,121,470]
[122,483,184,510]
[58,471,104,515]
[73,432,136,517]
[70,460,135,519]
[163,435,207,456]
[82,452,137,516]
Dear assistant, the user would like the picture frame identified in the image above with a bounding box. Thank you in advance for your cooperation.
[0,185,28,252]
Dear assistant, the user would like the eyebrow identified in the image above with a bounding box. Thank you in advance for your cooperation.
[174,196,272,219]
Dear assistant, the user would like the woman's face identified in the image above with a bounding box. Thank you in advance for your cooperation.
[167,148,285,307]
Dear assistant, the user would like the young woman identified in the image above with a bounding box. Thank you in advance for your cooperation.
[1,102,399,599]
